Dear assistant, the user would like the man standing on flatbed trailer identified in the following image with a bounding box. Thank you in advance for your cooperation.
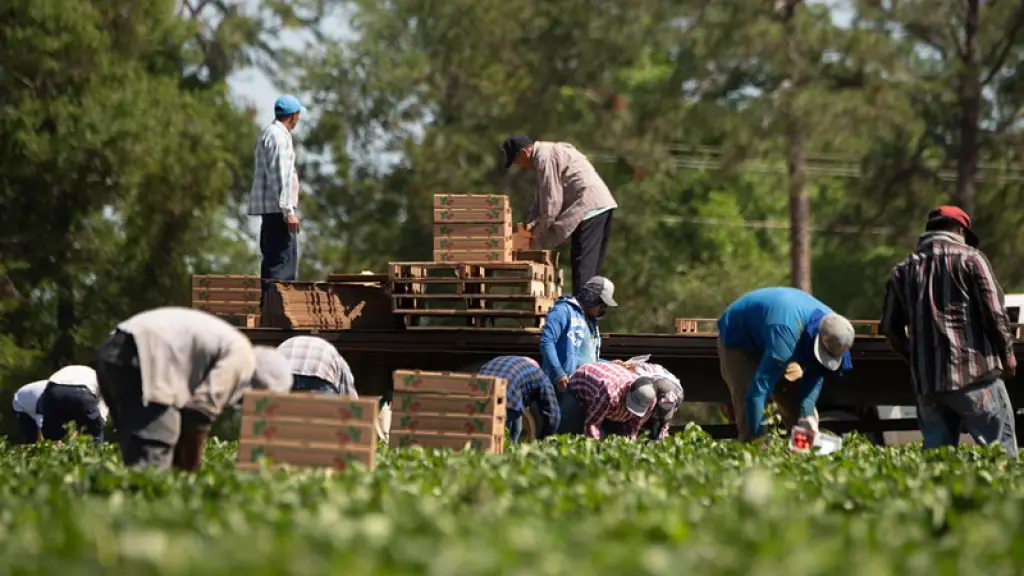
[501,135,618,296]
[249,95,308,305]
[881,206,1018,458]
[717,287,855,442]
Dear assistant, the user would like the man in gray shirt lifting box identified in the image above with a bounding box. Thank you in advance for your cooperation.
[502,135,618,296]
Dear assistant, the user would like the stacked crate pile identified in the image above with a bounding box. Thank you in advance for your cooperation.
[236,390,380,471]
[388,194,563,331]
[389,370,506,454]
[191,274,261,327]
[433,194,514,262]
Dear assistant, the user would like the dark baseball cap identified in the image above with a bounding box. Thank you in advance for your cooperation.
[501,135,532,169]
[926,205,978,247]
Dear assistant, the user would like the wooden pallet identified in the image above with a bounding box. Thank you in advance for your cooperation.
[434,236,512,251]
[393,294,554,313]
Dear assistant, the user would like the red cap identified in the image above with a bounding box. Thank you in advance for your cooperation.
[927,205,978,246]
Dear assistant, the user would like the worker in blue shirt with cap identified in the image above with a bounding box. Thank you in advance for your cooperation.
[248,94,309,306]
[716,287,855,442]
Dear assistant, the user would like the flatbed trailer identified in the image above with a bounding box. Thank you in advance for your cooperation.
[241,327,1024,441]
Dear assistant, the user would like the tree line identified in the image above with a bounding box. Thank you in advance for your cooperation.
[3,0,1024,407]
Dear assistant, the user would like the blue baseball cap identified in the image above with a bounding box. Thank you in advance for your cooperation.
[274,94,307,117]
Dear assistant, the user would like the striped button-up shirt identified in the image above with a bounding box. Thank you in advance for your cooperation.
[277,336,356,396]
[881,231,1014,394]
[248,121,297,216]
[568,361,653,440]
[477,355,560,436]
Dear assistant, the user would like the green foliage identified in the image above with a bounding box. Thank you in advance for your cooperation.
[0,432,1022,573]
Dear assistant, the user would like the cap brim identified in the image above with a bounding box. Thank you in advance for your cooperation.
[813,334,842,371]
[602,294,618,307]
[965,227,979,247]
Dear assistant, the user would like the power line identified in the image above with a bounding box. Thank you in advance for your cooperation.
[658,215,893,235]
[587,149,1024,183]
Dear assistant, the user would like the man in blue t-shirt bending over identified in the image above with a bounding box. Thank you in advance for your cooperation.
[717,287,856,442]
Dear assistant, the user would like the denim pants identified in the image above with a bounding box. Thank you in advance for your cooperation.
[292,375,338,395]
[917,378,1018,458]
[507,409,524,444]
[555,392,624,438]
[259,214,298,304]
[38,384,105,444]
[12,410,39,445]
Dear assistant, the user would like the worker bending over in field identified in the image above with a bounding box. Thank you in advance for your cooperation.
[881,206,1018,457]
[37,365,109,444]
[94,307,294,472]
[476,355,559,444]
[558,361,656,440]
[248,94,308,305]
[11,380,47,444]
[502,135,617,295]
[605,360,684,440]
[717,287,855,442]
[277,335,357,396]
[540,276,617,398]
[639,378,683,441]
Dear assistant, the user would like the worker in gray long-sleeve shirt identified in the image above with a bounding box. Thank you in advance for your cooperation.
[501,135,618,296]
[94,307,294,472]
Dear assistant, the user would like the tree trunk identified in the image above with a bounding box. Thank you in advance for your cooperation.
[787,124,811,292]
[51,198,77,366]
[955,0,980,214]
[782,0,811,293]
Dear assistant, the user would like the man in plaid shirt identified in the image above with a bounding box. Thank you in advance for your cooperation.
[249,94,307,305]
[558,361,657,440]
[477,355,559,443]
[276,336,356,396]
[882,205,1017,457]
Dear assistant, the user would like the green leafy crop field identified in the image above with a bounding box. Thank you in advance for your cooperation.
[1,428,1022,575]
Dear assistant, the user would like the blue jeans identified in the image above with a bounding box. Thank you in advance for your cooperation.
[259,214,298,304]
[38,384,105,444]
[12,410,39,445]
[507,409,523,444]
[557,392,585,435]
[918,378,1018,458]
[555,392,622,438]
[292,375,338,395]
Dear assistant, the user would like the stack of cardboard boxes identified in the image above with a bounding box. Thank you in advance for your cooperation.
[191,274,261,327]
[388,370,506,454]
[433,194,532,262]
[236,390,381,471]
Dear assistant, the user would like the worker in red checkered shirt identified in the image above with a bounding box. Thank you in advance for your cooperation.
[276,336,357,396]
[557,361,657,440]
